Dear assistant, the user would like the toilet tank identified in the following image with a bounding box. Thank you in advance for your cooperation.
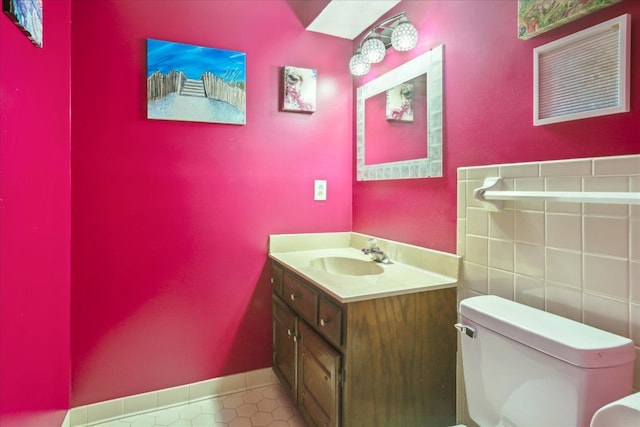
[458,295,635,427]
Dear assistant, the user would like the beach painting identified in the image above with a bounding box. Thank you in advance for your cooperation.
[518,0,622,39]
[147,39,246,125]
[3,0,43,47]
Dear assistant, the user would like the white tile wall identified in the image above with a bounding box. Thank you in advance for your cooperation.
[457,154,640,425]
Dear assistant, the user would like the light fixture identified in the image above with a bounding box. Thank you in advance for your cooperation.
[360,34,386,64]
[348,49,371,76]
[349,12,419,76]
[391,17,419,51]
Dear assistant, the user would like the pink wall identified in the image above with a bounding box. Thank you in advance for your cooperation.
[0,0,71,423]
[70,0,353,406]
[353,0,640,253]
[3,0,638,414]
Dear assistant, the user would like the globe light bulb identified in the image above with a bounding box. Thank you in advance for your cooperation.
[349,50,371,76]
[391,18,418,52]
[360,35,386,64]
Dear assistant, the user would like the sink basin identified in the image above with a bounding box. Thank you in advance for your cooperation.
[309,257,384,276]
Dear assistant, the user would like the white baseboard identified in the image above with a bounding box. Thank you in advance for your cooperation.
[66,367,278,426]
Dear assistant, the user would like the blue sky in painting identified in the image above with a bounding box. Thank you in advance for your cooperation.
[10,0,43,46]
[147,39,245,82]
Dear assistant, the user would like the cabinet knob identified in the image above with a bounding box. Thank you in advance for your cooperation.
[319,318,328,327]
[287,329,292,337]
[293,335,297,342]
[290,293,299,301]
[270,278,274,284]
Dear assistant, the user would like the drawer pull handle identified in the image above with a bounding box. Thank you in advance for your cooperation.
[319,318,328,327]
[287,329,292,337]
[290,293,299,301]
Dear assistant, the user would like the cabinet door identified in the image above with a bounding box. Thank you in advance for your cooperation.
[272,295,297,402]
[298,321,341,427]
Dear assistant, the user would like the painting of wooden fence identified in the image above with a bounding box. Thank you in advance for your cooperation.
[147,39,246,125]
[3,0,43,47]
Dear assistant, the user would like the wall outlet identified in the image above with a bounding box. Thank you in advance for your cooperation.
[314,180,327,201]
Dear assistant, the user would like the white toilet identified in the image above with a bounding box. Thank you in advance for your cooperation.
[456,295,637,427]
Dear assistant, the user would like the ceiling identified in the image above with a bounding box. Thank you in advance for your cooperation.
[305,0,401,40]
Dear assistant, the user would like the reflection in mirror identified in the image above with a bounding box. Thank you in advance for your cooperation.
[364,74,427,165]
[356,45,443,181]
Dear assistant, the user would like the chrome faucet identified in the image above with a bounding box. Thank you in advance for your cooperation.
[362,238,391,264]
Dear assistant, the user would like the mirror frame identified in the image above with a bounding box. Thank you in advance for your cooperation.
[356,44,443,181]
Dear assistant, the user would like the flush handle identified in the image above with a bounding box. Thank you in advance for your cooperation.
[455,323,476,338]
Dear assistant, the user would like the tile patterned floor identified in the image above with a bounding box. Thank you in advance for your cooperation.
[91,384,307,427]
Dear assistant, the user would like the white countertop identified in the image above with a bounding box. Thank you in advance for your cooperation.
[269,242,459,303]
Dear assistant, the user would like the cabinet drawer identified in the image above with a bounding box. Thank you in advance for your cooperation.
[284,274,318,324]
[271,263,284,297]
[318,297,343,347]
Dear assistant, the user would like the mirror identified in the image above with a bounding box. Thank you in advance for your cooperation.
[356,44,443,181]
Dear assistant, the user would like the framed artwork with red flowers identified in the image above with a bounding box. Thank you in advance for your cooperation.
[518,0,622,40]
[282,66,316,113]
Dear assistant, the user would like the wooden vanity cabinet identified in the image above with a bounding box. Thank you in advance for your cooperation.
[271,261,457,427]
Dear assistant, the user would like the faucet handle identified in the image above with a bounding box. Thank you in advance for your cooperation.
[367,237,378,248]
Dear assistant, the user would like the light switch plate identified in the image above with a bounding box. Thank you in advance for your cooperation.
[314,180,327,201]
